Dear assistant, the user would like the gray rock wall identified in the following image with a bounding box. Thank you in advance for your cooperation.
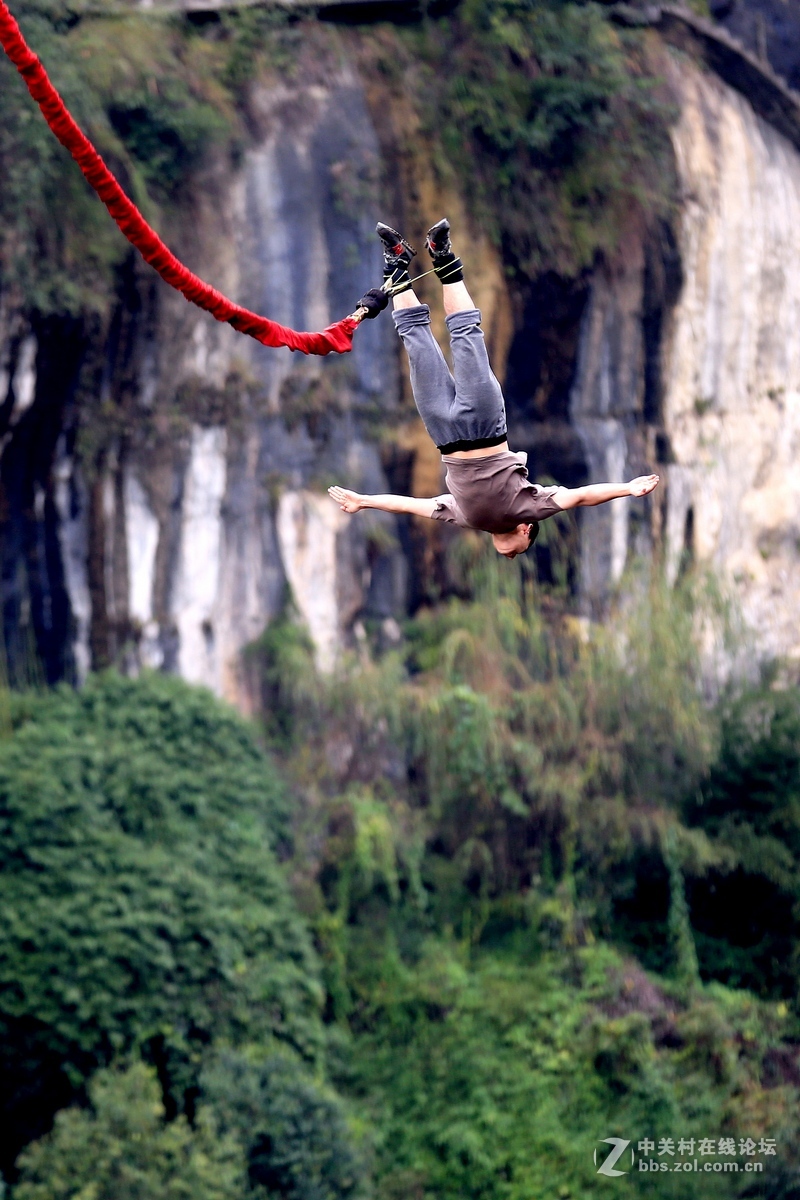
[0,54,404,703]
[568,49,800,661]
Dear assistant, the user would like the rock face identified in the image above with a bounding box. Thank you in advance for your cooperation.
[561,50,800,660]
[0,52,404,701]
[5,22,800,696]
[663,55,800,659]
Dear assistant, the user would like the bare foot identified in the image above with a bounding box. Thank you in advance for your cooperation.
[328,485,364,514]
[627,474,660,498]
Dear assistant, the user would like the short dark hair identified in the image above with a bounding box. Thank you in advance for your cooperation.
[526,521,540,551]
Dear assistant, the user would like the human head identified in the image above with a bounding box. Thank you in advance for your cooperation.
[491,521,539,559]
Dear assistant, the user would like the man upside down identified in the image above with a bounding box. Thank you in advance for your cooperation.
[329,220,659,559]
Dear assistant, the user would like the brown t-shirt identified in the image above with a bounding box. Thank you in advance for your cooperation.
[431,450,562,534]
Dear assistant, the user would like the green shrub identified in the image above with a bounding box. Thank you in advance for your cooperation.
[391,0,678,278]
[202,1049,369,1200]
[14,1062,245,1200]
[263,566,722,951]
[0,671,321,1174]
[684,684,800,999]
[332,941,797,1200]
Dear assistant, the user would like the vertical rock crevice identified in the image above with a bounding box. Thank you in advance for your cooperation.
[0,314,85,685]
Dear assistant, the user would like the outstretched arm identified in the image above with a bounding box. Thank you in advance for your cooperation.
[328,485,437,520]
[553,474,659,511]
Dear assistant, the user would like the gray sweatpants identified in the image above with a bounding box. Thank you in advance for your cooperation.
[392,305,507,450]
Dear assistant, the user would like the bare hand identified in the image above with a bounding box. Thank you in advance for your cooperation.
[627,474,660,498]
[328,485,364,514]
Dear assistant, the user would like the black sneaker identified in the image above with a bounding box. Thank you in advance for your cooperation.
[425,218,452,261]
[376,222,416,291]
[425,218,463,283]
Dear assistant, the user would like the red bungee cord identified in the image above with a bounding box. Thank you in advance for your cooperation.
[0,0,359,355]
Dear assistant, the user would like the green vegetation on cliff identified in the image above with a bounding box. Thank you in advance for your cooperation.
[246,557,800,1197]
[395,0,678,276]
[0,0,678,316]
[332,944,792,1199]
[685,685,800,999]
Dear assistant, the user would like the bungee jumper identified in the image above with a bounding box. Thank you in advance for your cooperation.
[332,220,660,558]
[0,0,365,356]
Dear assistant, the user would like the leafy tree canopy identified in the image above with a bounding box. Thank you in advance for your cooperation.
[0,671,322,1174]
[14,1062,245,1200]
[202,1049,368,1200]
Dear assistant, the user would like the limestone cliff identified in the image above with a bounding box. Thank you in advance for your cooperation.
[663,52,800,660]
[0,40,409,699]
[564,44,800,661]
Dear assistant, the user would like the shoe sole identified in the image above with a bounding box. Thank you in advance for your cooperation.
[425,219,451,258]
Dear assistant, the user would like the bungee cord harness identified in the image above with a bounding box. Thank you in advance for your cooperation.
[0,0,360,356]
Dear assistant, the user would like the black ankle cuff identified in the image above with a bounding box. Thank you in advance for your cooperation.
[384,268,412,293]
[434,254,463,284]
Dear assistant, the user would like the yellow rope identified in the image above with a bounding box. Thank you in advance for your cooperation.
[383,266,437,296]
